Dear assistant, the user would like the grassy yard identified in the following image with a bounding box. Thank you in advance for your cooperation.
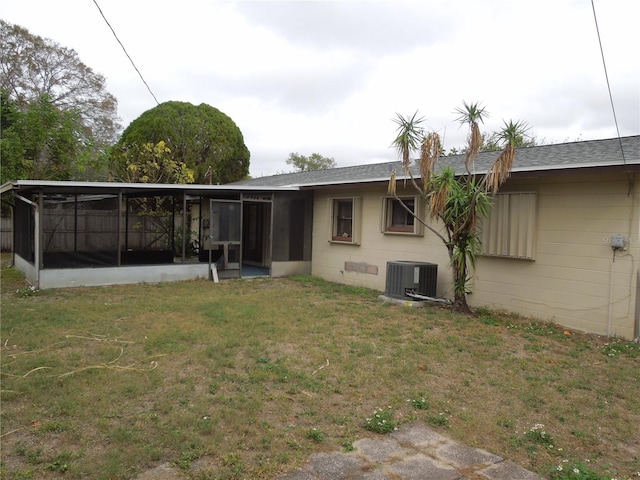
[1,264,639,480]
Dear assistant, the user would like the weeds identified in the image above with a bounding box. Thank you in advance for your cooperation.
[524,424,555,448]
[364,407,397,434]
[426,413,450,428]
[15,285,38,297]
[46,452,77,473]
[409,397,429,410]
[549,460,626,480]
[175,445,204,471]
[306,428,324,443]
[599,339,640,358]
[1,267,639,479]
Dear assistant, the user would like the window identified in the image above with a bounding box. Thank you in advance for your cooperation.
[329,197,361,244]
[381,196,424,235]
[479,192,536,260]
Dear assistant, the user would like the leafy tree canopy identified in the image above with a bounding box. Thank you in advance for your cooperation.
[117,101,250,184]
[286,152,336,172]
[0,91,87,183]
[0,20,121,151]
[109,141,194,184]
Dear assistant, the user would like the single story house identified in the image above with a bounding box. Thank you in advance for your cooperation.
[233,135,640,341]
[2,135,639,340]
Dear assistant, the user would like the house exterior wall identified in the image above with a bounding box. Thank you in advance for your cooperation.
[311,184,453,296]
[271,261,312,277]
[310,172,639,339]
[473,172,638,339]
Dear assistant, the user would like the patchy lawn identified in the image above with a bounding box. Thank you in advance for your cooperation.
[1,266,639,479]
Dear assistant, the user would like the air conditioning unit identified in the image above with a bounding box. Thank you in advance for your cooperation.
[385,261,437,300]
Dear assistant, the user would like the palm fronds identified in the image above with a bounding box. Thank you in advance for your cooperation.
[391,111,424,174]
[427,166,454,221]
[387,169,397,196]
[420,132,441,186]
[484,143,514,193]
[455,101,487,174]
[388,103,526,313]
[494,118,530,146]
[482,119,528,193]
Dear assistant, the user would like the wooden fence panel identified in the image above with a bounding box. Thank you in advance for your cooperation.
[43,208,119,252]
[1,217,12,252]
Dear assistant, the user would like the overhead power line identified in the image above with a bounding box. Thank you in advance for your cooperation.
[590,0,626,165]
[92,0,160,106]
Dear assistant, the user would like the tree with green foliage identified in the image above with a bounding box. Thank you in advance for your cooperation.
[109,141,195,255]
[389,102,529,313]
[0,90,26,184]
[0,20,120,168]
[286,152,336,172]
[117,101,250,184]
[109,141,194,184]
[0,91,87,183]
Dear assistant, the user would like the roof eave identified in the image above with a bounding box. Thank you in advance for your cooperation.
[280,160,639,188]
[1,180,301,193]
[0,181,17,195]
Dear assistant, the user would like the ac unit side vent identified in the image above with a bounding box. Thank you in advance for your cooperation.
[385,261,437,300]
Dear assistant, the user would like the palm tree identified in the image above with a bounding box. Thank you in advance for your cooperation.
[390,102,529,313]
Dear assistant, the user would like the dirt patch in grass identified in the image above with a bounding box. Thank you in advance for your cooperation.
[1,268,639,479]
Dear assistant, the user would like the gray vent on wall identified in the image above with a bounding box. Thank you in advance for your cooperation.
[385,261,437,300]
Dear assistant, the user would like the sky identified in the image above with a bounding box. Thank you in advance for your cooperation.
[2,0,638,177]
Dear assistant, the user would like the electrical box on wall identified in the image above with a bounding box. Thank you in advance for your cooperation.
[610,233,626,249]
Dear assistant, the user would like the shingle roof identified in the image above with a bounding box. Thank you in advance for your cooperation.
[232,135,640,188]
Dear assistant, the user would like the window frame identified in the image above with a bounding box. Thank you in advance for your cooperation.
[329,197,361,245]
[381,195,424,236]
[479,192,536,260]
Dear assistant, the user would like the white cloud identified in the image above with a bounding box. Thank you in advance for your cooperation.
[1,0,638,176]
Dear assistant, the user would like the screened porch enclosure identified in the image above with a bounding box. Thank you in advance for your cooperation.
[14,190,197,271]
[38,193,186,268]
[121,194,180,265]
[42,194,119,268]
[196,197,242,271]
[271,191,313,263]
[6,181,312,288]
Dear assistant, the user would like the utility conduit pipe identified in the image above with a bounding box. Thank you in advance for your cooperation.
[607,249,616,337]
[635,270,640,343]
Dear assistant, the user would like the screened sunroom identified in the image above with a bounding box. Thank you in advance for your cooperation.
[1,180,312,289]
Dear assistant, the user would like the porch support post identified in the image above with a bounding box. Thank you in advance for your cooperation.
[124,194,129,251]
[37,191,43,285]
[74,194,78,253]
[170,194,176,259]
[182,194,187,262]
[15,193,41,287]
[117,191,122,266]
